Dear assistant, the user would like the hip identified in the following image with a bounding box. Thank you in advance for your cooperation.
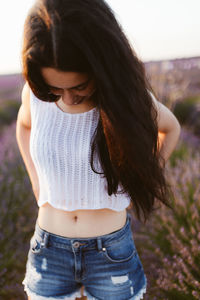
[22,212,147,299]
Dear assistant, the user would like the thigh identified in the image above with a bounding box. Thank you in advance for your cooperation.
[82,229,147,300]
[22,233,82,298]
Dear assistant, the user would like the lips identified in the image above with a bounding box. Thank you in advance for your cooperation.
[73,97,85,105]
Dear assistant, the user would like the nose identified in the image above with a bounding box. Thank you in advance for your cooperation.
[62,90,75,104]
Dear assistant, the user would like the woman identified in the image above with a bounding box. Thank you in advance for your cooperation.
[16,0,181,299]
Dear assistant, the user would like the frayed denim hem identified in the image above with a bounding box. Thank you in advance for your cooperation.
[22,279,84,300]
[129,275,147,300]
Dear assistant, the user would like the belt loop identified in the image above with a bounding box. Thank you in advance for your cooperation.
[97,237,103,251]
[42,232,49,248]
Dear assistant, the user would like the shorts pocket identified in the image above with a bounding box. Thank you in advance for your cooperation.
[102,236,137,263]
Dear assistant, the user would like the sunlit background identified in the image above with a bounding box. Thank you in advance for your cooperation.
[0,0,200,74]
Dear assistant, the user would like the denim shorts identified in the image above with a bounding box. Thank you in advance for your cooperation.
[22,212,147,300]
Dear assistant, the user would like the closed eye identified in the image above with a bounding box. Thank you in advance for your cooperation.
[48,87,63,94]
[73,84,88,91]
[72,77,92,91]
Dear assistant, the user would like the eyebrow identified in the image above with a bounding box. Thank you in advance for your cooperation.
[47,77,91,90]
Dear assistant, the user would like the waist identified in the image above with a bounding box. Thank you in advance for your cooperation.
[33,212,132,252]
[37,203,128,238]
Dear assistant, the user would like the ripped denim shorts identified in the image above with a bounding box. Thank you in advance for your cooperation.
[22,212,147,299]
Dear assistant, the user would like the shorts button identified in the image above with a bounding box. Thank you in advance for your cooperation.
[73,242,80,248]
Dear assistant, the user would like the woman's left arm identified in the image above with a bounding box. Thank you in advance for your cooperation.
[150,92,181,166]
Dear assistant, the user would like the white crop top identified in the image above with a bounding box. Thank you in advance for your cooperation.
[29,89,131,211]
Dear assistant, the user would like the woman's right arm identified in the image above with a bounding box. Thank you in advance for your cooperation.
[16,82,40,202]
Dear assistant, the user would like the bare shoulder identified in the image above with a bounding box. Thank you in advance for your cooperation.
[148,90,181,133]
[17,82,31,129]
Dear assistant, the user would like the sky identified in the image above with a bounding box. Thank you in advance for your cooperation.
[0,0,200,75]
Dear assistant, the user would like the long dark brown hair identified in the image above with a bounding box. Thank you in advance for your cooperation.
[22,0,174,223]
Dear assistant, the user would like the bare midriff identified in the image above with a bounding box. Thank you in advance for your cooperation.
[37,202,128,238]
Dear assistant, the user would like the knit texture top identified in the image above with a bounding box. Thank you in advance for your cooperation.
[29,89,131,211]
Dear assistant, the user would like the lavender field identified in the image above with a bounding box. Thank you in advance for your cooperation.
[0,74,24,104]
[0,56,200,299]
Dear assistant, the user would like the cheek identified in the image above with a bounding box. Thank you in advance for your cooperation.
[87,82,96,94]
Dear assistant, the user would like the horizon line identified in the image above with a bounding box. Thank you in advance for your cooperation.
[0,54,200,76]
